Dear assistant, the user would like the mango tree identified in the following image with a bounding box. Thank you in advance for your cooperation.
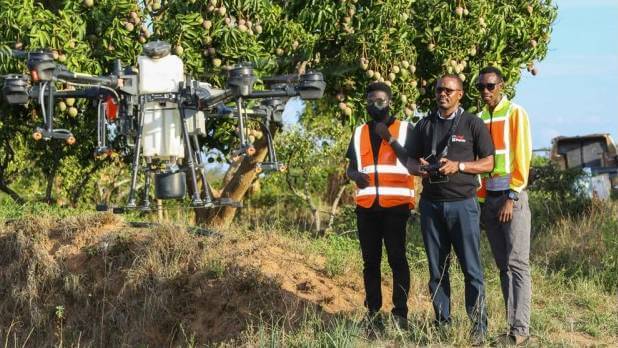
[264,0,556,230]
[0,0,556,226]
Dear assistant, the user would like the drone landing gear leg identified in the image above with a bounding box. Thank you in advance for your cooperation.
[178,106,203,207]
[140,167,152,211]
[95,100,108,155]
[230,97,256,159]
[264,122,277,163]
[191,135,214,207]
[126,111,144,209]
[256,122,286,173]
[45,81,54,134]
[193,135,241,208]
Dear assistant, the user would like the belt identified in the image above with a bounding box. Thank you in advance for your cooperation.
[486,189,510,197]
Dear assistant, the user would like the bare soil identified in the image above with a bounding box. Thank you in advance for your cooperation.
[2,213,615,346]
[0,213,369,346]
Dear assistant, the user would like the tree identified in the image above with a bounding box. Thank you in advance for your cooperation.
[290,0,555,117]
[0,0,557,225]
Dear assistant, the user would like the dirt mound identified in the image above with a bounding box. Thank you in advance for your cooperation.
[0,213,367,346]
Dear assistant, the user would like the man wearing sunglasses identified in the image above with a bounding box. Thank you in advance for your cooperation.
[476,66,532,346]
[406,74,494,345]
[345,82,415,333]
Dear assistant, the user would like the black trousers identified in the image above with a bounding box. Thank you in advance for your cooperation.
[356,208,410,318]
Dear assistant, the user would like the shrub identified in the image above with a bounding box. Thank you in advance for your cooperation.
[528,161,591,235]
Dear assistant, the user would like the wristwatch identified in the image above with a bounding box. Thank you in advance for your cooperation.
[507,190,519,201]
[458,161,466,173]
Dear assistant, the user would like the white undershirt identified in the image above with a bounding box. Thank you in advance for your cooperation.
[438,106,463,120]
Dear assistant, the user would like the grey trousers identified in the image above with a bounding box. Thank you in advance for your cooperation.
[481,191,532,336]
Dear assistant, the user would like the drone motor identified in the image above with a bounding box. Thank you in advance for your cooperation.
[2,74,30,105]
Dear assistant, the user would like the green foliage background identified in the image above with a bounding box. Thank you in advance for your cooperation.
[1,0,556,209]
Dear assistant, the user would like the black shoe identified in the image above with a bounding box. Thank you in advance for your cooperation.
[362,312,385,339]
[391,314,409,331]
[470,329,487,346]
[433,319,452,329]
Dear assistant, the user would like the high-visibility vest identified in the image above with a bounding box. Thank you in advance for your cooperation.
[353,119,415,208]
[477,97,532,202]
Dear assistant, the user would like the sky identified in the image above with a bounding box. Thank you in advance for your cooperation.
[513,0,618,149]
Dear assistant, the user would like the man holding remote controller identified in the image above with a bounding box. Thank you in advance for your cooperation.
[407,74,494,345]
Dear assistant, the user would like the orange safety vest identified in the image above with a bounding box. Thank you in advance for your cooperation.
[353,119,415,209]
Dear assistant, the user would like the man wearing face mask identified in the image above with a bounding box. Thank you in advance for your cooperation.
[345,82,415,332]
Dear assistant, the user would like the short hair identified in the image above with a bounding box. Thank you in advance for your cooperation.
[437,74,464,90]
[479,66,505,82]
[366,82,392,99]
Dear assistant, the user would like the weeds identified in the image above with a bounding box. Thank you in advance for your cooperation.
[0,201,616,346]
[533,200,618,292]
[308,234,360,278]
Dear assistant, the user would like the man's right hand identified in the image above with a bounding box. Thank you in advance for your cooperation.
[407,158,429,177]
[374,122,392,142]
[348,171,370,188]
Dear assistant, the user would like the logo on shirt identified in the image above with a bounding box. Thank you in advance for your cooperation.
[452,135,467,143]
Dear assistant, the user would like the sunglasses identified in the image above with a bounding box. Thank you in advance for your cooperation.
[435,87,460,95]
[367,98,389,109]
[476,82,501,91]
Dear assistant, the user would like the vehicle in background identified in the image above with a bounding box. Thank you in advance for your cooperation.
[550,134,618,199]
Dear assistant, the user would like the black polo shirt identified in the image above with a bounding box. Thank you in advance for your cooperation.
[346,116,414,213]
[408,109,494,202]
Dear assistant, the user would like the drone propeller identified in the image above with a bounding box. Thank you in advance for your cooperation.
[261,73,299,84]
[0,47,52,60]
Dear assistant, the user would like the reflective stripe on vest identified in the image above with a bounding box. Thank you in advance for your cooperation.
[353,119,415,208]
[356,187,414,197]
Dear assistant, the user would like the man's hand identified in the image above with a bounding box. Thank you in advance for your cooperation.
[374,122,392,142]
[407,158,429,177]
[439,158,459,176]
[498,199,514,223]
[348,171,370,189]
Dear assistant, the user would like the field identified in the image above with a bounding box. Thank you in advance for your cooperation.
[0,199,616,347]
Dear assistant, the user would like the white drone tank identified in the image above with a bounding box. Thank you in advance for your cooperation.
[138,52,185,160]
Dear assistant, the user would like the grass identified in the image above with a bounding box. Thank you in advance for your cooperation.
[234,200,618,346]
[0,199,616,346]
[532,200,618,291]
[307,234,360,278]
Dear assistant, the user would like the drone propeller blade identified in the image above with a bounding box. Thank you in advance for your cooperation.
[261,74,299,84]
[0,47,25,59]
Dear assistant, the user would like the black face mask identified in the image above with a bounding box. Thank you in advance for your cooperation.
[367,105,389,121]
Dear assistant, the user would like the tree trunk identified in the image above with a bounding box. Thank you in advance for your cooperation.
[70,163,102,206]
[303,181,321,235]
[45,166,58,204]
[313,203,321,235]
[326,184,347,231]
[194,135,270,227]
[45,145,63,205]
[325,166,348,205]
[0,138,24,204]
[0,180,24,204]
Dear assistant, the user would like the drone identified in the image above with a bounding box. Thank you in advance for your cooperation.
[1,40,325,212]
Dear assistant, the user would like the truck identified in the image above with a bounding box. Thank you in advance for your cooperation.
[550,133,618,199]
